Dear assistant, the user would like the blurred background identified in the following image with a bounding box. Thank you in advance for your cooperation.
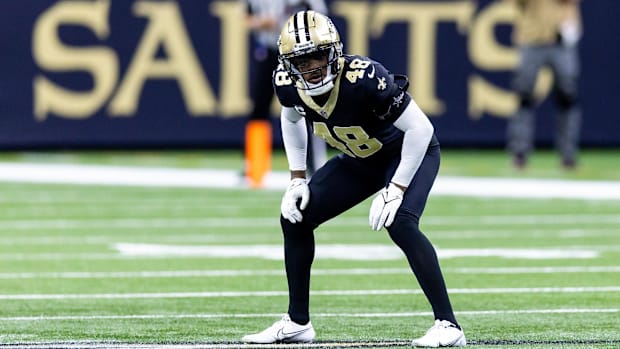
[1,0,618,152]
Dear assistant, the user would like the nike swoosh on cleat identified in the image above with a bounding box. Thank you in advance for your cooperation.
[367,65,375,79]
[277,327,310,339]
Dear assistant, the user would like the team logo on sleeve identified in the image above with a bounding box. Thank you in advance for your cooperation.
[377,77,387,91]
[294,105,307,116]
[392,92,405,108]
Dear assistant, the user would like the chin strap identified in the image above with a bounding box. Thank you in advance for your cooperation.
[304,80,334,96]
[298,63,338,96]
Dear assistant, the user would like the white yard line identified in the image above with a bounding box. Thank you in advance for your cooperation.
[0,228,617,245]
[1,266,619,279]
[0,163,248,189]
[446,266,620,273]
[434,176,620,200]
[0,308,617,322]
[3,244,618,261]
[0,269,288,279]
[1,287,620,300]
[0,214,620,231]
[112,243,602,260]
[0,162,618,200]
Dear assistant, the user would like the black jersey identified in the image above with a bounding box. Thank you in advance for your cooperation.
[273,55,436,160]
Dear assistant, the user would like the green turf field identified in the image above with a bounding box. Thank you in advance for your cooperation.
[0,149,618,348]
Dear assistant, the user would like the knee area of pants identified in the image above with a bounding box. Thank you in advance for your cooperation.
[280,216,300,231]
[280,216,314,236]
[386,213,420,234]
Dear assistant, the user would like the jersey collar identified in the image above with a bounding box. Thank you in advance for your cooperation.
[297,57,345,120]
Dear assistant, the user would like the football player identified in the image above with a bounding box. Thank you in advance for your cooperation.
[242,10,466,347]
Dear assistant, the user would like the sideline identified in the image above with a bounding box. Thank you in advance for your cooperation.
[0,162,618,200]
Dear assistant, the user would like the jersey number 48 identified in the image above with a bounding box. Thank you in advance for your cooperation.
[313,122,382,158]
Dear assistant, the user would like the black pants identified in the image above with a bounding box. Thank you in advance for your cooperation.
[281,144,458,326]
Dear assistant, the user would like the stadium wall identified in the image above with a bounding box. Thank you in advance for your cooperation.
[0,0,618,149]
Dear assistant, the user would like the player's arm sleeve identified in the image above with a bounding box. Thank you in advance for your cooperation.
[368,63,412,123]
[390,99,434,188]
[281,106,308,172]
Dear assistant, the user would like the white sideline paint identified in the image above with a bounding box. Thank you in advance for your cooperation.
[434,176,620,200]
[2,287,620,300]
[113,243,599,260]
[0,163,248,188]
[0,162,619,200]
[1,266,619,279]
[0,308,617,322]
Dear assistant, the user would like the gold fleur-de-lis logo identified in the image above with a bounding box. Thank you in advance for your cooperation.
[392,92,405,108]
[377,77,387,91]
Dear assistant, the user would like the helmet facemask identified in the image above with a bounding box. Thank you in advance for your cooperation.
[280,43,342,96]
[277,11,343,96]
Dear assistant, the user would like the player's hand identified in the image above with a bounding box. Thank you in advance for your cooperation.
[281,178,310,223]
[369,183,404,230]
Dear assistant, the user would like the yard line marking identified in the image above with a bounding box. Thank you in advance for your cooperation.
[0,163,249,189]
[0,253,153,261]
[1,266,619,279]
[0,162,619,200]
[0,203,263,217]
[1,287,620,300]
[0,217,281,230]
[2,228,619,245]
[0,196,279,205]
[434,176,620,200]
[113,243,601,260]
[0,308,617,321]
[0,269,287,279]
[1,214,620,231]
[3,245,616,261]
[0,234,276,245]
[446,266,620,274]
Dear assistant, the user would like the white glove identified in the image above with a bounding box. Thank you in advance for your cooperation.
[369,183,404,231]
[281,178,310,223]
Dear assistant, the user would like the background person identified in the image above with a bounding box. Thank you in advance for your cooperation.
[507,0,583,169]
[243,0,328,187]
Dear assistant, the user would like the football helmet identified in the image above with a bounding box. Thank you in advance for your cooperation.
[277,11,343,96]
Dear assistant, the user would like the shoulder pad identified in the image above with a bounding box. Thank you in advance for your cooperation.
[272,64,299,107]
[341,55,394,92]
